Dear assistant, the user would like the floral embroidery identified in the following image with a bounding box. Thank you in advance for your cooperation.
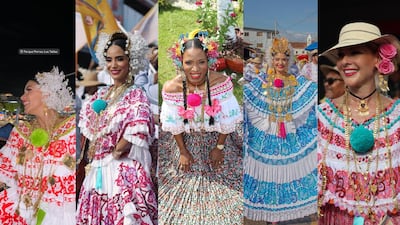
[205,99,222,117]
[178,106,195,120]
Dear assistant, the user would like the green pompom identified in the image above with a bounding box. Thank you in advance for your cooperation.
[30,128,49,147]
[350,126,374,154]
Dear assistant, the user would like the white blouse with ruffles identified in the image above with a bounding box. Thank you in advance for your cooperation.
[160,77,242,135]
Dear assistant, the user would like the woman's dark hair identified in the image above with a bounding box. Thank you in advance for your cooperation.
[181,38,214,125]
[103,32,130,58]
[181,38,207,54]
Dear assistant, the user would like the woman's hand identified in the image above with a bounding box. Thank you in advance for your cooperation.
[209,147,224,170]
[179,150,194,172]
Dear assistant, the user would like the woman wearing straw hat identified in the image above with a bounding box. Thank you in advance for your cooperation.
[318,22,400,224]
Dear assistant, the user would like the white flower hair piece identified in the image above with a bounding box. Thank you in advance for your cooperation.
[95,31,149,75]
[35,66,73,112]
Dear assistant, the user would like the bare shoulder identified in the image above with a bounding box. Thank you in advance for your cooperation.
[162,75,183,93]
[208,71,228,86]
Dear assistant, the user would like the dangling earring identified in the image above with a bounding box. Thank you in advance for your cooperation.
[44,106,48,118]
[378,74,389,93]
[126,67,133,84]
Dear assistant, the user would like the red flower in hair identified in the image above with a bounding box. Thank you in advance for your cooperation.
[379,43,397,59]
[378,58,395,75]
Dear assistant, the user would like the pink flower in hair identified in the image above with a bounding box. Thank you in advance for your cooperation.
[187,93,202,107]
[273,78,284,88]
[379,43,397,59]
[378,58,395,75]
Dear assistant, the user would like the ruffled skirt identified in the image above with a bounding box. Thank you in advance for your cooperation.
[76,154,158,225]
[158,130,243,225]
[319,204,400,225]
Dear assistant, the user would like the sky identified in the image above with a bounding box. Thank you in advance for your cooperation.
[244,0,317,43]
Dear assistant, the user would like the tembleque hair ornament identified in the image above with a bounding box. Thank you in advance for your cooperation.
[168,29,219,70]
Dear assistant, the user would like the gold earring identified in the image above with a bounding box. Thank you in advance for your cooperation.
[378,74,389,93]
[126,68,133,84]
[44,106,48,117]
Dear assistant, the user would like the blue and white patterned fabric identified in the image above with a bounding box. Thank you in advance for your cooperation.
[243,72,318,222]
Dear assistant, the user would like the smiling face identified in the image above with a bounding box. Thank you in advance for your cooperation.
[182,47,208,86]
[105,45,130,86]
[336,44,379,90]
[20,80,46,116]
[272,53,289,75]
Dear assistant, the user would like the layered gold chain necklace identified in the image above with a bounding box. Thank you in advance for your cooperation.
[261,73,297,138]
[15,117,60,221]
[319,92,397,224]
[87,83,130,160]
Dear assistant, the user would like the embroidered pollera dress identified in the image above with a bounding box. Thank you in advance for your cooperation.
[0,115,76,225]
[243,73,318,222]
[159,77,243,224]
[318,99,400,225]
[76,85,158,225]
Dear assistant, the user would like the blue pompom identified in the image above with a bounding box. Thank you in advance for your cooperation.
[350,126,374,154]
[92,99,107,114]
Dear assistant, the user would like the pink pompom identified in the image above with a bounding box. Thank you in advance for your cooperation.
[273,78,284,88]
[187,93,202,107]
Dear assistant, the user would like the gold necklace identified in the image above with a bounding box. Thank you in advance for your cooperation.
[16,143,56,219]
[348,89,376,116]
[343,93,395,222]
[262,74,297,129]
[104,83,130,107]
[319,94,397,222]
[186,81,207,129]
[88,83,129,157]
[344,92,379,222]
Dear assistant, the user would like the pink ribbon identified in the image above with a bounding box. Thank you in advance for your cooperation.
[178,106,195,120]
[205,99,222,117]
[278,122,286,138]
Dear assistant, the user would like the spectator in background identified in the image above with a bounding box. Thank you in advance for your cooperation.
[319,64,345,103]
[300,42,318,82]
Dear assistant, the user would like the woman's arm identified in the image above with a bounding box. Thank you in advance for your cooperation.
[174,133,194,172]
[209,133,228,169]
[112,138,132,159]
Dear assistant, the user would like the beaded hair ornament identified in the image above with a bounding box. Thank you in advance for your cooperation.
[95,31,149,75]
[168,29,219,70]
[34,66,73,112]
